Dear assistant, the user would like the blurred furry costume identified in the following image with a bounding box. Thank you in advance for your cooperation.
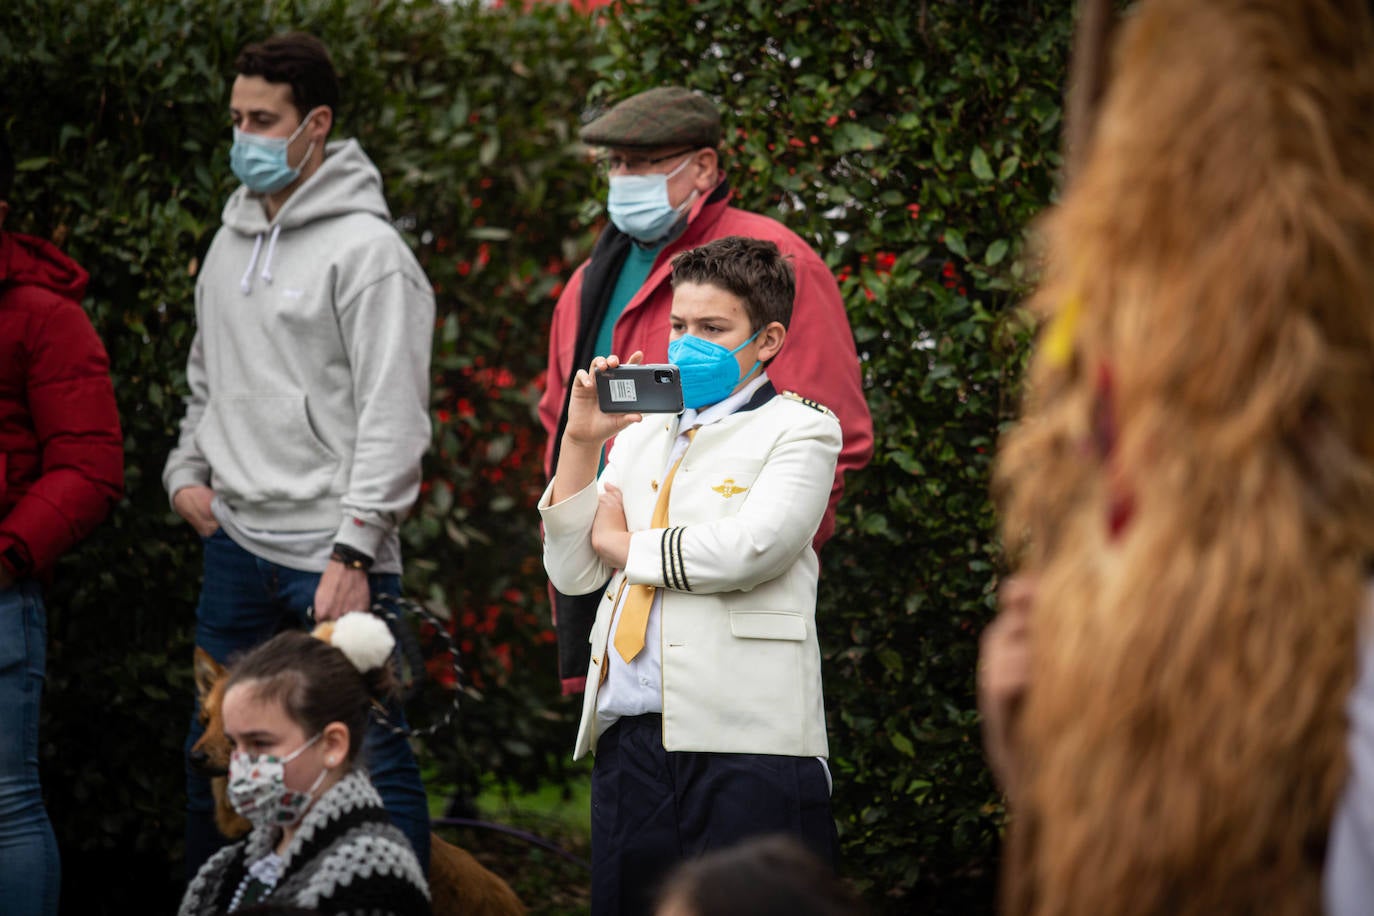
[994,0,1374,913]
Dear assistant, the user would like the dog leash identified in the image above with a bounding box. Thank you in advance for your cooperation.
[365,594,465,739]
[432,816,591,870]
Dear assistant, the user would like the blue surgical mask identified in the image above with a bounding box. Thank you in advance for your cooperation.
[668,329,762,409]
[230,109,321,195]
[607,155,697,243]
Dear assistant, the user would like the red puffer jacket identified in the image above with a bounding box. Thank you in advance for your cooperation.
[0,231,123,579]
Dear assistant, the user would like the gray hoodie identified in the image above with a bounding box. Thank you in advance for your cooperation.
[163,139,434,565]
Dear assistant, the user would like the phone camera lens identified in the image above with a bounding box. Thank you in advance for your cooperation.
[654,370,672,383]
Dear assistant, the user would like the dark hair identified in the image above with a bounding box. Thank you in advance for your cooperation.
[225,629,394,764]
[235,32,340,120]
[656,835,865,916]
[670,236,796,332]
[0,125,13,201]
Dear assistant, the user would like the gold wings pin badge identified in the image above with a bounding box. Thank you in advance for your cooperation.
[711,478,748,498]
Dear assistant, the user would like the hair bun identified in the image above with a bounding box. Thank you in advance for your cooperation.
[326,611,395,673]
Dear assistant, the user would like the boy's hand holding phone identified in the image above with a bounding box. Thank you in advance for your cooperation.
[551,352,646,505]
[564,353,646,448]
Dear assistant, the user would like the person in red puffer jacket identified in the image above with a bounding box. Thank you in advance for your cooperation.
[0,126,123,916]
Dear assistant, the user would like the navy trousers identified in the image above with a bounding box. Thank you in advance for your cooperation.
[590,713,839,916]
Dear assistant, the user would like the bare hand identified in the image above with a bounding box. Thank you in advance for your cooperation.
[550,352,649,506]
[313,562,371,622]
[563,352,645,449]
[591,483,631,568]
[174,485,220,537]
[978,575,1035,795]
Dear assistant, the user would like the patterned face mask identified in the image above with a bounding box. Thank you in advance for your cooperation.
[226,732,328,829]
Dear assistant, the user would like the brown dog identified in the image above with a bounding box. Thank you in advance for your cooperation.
[191,646,525,915]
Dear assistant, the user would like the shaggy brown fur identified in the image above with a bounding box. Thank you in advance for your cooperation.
[191,645,526,916]
[994,1,1374,913]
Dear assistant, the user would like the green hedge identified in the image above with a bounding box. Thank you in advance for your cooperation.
[599,2,1071,910]
[1,0,1073,911]
[2,1,600,911]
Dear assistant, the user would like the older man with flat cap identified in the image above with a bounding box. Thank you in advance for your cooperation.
[539,85,873,696]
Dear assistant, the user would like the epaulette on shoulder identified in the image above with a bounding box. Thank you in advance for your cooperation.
[781,390,836,418]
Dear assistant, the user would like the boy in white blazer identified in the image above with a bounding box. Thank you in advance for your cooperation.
[539,236,844,916]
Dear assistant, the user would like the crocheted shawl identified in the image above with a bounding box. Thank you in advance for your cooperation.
[179,769,430,915]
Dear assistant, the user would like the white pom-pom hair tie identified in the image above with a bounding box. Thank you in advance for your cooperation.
[328,611,395,673]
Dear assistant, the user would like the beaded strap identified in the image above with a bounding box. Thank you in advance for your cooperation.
[367,595,464,739]
[227,849,283,912]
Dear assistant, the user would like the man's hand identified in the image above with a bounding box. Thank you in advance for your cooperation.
[173,485,220,537]
[591,483,632,568]
[978,575,1035,797]
[0,565,14,590]
[313,561,371,622]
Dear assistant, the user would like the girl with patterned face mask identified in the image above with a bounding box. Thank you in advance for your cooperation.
[222,688,335,832]
[179,616,431,916]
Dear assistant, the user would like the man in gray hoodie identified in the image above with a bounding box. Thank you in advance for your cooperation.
[163,32,434,877]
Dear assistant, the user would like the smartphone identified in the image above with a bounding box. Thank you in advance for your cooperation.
[596,364,684,414]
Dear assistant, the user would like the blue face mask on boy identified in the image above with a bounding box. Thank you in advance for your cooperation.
[668,328,762,409]
[230,108,321,194]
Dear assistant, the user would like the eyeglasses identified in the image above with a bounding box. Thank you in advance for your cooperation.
[596,148,698,175]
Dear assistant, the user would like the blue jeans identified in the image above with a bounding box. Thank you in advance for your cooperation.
[0,580,60,916]
[184,529,431,878]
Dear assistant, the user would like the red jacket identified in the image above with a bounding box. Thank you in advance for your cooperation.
[540,181,874,547]
[0,231,123,579]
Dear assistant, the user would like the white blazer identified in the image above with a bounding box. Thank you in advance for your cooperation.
[540,390,842,760]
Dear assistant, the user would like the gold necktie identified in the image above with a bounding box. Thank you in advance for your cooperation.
[613,429,695,663]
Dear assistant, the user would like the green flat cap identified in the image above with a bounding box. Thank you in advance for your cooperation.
[580,86,721,150]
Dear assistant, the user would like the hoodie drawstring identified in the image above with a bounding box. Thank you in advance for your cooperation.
[259,223,282,286]
[239,232,264,295]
